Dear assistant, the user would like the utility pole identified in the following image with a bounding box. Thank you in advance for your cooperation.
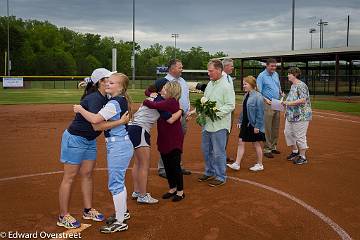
[131,0,136,89]
[171,33,179,59]
[291,0,295,50]
[346,15,350,47]
[7,0,11,76]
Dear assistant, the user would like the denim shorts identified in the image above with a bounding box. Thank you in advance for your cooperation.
[60,130,97,165]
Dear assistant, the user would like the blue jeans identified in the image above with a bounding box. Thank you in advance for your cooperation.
[201,129,227,182]
[106,137,134,196]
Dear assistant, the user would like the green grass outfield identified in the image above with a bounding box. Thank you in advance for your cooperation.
[0,88,359,115]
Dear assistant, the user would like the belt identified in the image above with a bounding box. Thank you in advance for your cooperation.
[105,135,129,143]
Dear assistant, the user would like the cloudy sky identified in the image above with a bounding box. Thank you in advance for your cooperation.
[0,0,359,55]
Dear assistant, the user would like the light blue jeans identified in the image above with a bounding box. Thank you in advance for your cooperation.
[201,129,228,182]
[106,137,134,196]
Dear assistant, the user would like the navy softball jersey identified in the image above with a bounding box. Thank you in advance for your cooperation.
[68,91,108,140]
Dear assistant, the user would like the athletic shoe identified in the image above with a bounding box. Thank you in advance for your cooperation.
[198,175,215,182]
[57,214,81,229]
[227,162,240,171]
[172,193,185,202]
[249,163,264,172]
[162,191,177,199]
[208,179,225,187]
[264,152,274,158]
[158,172,167,179]
[131,191,141,200]
[287,152,299,161]
[181,168,192,175]
[137,193,159,204]
[100,222,128,234]
[105,210,130,225]
[293,156,308,165]
[272,150,281,154]
[83,208,104,222]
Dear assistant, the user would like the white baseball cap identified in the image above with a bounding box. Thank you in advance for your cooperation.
[84,68,117,84]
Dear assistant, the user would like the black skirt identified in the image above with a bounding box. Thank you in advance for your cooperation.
[239,124,266,142]
[239,93,265,142]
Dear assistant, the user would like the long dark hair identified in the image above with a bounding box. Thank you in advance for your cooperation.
[81,80,100,100]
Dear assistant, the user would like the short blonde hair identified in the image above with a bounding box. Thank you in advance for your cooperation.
[164,81,181,100]
[243,75,258,91]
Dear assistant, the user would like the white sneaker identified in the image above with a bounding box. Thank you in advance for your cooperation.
[227,162,240,170]
[137,193,159,204]
[249,163,264,172]
[131,192,141,200]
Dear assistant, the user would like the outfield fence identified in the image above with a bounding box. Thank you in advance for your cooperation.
[1,74,359,96]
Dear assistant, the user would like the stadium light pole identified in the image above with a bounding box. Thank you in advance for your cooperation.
[309,28,316,49]
[7,0,11,76]
[317,19,328,48]
[346,15,350,47]
[291,0,295,51]
[171,33,179,59]
[131,0,136,89]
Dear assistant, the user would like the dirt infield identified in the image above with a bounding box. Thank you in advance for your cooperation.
[0,104,359,240]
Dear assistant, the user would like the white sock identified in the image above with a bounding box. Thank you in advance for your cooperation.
[122,186,128,214]
[300,154,306,159]
[292,149,299,153]
[112,190,126,223]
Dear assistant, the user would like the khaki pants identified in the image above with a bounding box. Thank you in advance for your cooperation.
[264,103,280,153]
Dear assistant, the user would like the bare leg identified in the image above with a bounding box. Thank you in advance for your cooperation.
[235,139,245,166]
[135,147,151,195]
[291,145,299,151]
[59,164,81,216]
[131,153,140,193]
[253,142,263,165]
[79,160,96,209]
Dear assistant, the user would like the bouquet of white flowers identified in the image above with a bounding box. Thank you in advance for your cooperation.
[194,97,220,126]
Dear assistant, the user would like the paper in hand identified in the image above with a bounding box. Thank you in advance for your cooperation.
[271,98,284,112]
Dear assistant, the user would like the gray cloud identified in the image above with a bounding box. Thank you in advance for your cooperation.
[1,0,359,54]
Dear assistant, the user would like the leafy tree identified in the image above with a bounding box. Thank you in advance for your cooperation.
[0,16,230,77]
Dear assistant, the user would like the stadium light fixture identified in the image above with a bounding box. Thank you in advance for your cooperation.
[309,28,316,49]
[171,33,179,59]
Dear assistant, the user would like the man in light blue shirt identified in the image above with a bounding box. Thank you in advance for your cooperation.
[150,59,192,177]
[257,58,282,158]
[165,74,190,115]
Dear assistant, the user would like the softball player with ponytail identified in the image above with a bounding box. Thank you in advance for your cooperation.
[74,73,134,233]
[58,68,127,229]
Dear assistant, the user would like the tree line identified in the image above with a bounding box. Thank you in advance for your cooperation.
[0,16,228,76]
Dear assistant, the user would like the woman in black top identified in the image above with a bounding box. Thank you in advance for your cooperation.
[57,68,128,229]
